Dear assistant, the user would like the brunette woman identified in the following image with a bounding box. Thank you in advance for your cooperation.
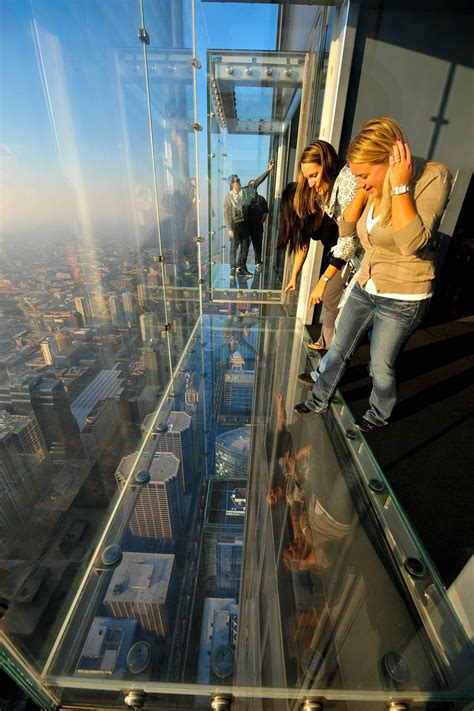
[280,140,357,350]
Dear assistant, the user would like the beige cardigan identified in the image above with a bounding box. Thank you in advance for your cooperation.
[338,162,452,294]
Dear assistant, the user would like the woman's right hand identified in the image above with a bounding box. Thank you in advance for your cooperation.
[284,277,297,293]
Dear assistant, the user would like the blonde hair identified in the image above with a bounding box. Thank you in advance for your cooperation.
[346,116,411,226]
[294,140,340,219]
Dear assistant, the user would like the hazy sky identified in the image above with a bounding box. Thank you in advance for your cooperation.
[0,0,278,241]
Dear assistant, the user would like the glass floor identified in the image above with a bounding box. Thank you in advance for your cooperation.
[210,264,283,303]
[3,314,472,709]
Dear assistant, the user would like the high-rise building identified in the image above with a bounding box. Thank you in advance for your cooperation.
[223,371,254,414]
[0,410,48,474]
[80,398,120,460]
[116,453,183,540]
[204,479,246,594]
[0,377,82,461]
[215,426,250,479]
[40,338,56,366]
[152,411,194,491]
[108,295,123,327]
[216,537,243,599]
[71,368,123,431]
[141,346,162,387]
[139,312,159,343]
[0,411,49,542]
[122,292,136,326]
[197,598,239,684]
[74,296,91,325]
[75,617,138,678]
[104,552,175,636]
[137,283,147,309]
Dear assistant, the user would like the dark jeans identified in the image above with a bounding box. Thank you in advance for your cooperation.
[248,223,263,263]
[230,221,249,268]
[305,282,430,426]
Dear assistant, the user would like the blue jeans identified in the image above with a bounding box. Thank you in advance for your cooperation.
[305,282,430,426]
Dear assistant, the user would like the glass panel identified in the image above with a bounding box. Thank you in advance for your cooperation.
[0,0,193,681]
[208,50,304,303]
[34,315,472,708]
[203,0,332,305]
[141,0,203,370]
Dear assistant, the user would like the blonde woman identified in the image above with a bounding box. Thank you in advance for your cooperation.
[281,140,357,350]
[295,117,451,431]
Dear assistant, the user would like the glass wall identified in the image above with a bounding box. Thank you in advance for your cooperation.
[0,0,203,699]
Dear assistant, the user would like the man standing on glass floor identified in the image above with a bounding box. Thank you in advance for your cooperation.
[224,159,274,278]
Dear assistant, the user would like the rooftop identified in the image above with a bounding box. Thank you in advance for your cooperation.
[104,552,174,606]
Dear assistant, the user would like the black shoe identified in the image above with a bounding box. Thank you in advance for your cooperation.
[353,417,377,433]
[237,267,252,277]
[297,373,315,387]
[294,402,317,415]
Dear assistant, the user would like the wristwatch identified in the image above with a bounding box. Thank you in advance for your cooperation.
[321,274,330,282]
[391,184,410,196]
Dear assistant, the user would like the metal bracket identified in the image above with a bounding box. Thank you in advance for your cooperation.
[196,235,205,243]
[193,122,203,131]
[192,58,202,69]
[157,255,166,263]
[137,28,150,45]
[162,323,171,332]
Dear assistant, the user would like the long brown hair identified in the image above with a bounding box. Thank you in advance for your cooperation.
[294,140,340,219]
[278,182,322,254]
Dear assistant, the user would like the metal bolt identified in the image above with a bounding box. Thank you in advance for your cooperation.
[245,66,252,75]
[211,696,232,711]
[265,66,273,76]
[345,428,358,440]
[100,544,122,568]
[404,557,426,579]
[226,65,234,75]
[302,701,324,711]
[124,690,146,709]
[137,28,150,45]
[134,470,150,485]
